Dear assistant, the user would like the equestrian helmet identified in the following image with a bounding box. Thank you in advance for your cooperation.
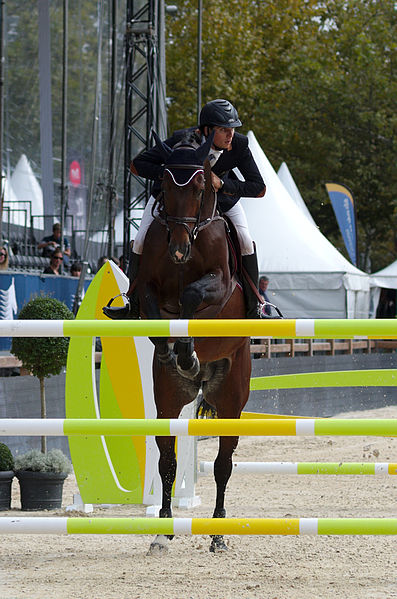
[199,99,242,128]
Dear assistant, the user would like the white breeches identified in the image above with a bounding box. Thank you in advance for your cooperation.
[132,195,254,256]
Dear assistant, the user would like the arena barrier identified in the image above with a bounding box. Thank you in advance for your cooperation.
[1,318,397,339]
[199,461,397,476]
[1,517,397,535]
[1,418,397,437]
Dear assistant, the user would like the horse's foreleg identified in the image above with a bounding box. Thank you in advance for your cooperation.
[141,283,175,365]
[157,435,177,518]
[210,435,239,553]
[148,435,177,554]
[175,273,223,377]
[180,272,221,318]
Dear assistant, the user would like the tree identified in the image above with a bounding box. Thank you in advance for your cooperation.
[165,0,397,272]
[11,296,74,454]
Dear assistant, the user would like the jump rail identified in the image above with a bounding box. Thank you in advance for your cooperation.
[199,461,397,475]
[0,318,397,339]
[1,418,397,437]
[1,517,397,535]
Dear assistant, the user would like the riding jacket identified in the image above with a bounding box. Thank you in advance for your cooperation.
[131,128,266,213]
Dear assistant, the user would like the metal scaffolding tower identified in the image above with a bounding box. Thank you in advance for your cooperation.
[123,0,167,264]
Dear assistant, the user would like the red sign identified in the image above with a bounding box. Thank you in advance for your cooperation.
[69,160,82,186]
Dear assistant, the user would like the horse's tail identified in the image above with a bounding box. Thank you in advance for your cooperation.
[196,397,217,419]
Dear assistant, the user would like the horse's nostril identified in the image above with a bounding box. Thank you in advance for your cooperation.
[175,250,184,261]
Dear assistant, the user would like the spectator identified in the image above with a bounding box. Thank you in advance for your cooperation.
[43,250,63,275]
[118,254,125,272]
[70,261,83,277]
[38,223,71,267]
[97,255,120,273]
[259,275,271,316]
[97,256,108,272]
[0,246,9,271]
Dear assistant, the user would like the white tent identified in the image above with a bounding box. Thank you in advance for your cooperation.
[368,260,397,318]
[10,154,44,230]
[277,161,317,227]
[240,132,370,319]
[1,171,20,224]
[370,260,397,289]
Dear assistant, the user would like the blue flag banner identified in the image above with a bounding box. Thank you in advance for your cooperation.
[325,182,358,266]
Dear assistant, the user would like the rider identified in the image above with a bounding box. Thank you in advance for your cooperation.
[103,98,266,320]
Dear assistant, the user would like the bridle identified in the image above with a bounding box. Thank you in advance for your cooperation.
[153,161,223,244]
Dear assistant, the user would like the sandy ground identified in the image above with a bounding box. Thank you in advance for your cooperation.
[1,406,397,599]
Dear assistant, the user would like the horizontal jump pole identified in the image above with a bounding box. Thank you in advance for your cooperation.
[0,318,397,339]
[199,461,397,476]
[1,418,397,437]
[250,369,397,391]
[1,517,397,535]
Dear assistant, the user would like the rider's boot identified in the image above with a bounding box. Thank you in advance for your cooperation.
[241,249,261,319]
[102,252,140,320]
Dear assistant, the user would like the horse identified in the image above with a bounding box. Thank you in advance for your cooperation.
[138,132,251,553]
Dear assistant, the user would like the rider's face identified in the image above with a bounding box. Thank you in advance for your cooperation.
[211,126,235,149]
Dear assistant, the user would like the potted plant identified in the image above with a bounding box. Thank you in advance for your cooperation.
[14,449,72,511]
[0,442,15,510]
[11,295,74,510]
[11,295,74,453]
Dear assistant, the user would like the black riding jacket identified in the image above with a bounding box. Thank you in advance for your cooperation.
[131,128,266,213]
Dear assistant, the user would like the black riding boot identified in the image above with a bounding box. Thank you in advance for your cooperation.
[242,251,260,319]
[102,252,140,320]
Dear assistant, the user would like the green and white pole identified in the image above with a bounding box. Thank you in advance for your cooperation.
[2,418,397,437]
[1,517,397,536]
[1,318,397,339]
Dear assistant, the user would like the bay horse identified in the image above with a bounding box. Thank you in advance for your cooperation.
[138,132,251,553]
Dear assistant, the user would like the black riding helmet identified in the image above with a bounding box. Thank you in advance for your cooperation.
[199,99,242,128]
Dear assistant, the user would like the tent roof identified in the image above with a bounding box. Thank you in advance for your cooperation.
[10,155,43,227]
[370,260,397,288]
[277,161,317,227]
[240,131,368,288]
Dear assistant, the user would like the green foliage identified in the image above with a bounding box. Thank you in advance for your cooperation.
[0,442,14,471]
[14,449,72,474]
[165,0,397,271]
[11,296,74,380]
[4,1,397,271]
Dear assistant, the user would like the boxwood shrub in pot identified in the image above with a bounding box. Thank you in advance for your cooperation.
[0,442,15,510]
[11,295,74,454]
[11,295,74,510]
[14,449,72,511]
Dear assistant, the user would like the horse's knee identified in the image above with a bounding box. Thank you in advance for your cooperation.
[181,284,204,315]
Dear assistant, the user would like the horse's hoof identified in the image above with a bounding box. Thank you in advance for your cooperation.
[147,535,170,555]
[209,535,228,553]
[176,351,200,379]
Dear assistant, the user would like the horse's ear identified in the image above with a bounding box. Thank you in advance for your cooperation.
[195,130,215,164]
[152,130,172,161]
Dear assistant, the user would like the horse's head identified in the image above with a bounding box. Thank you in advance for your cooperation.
[153,131,214,264]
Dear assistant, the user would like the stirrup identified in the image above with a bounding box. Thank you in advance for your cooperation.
[106,292,130,308]
[259,301,284,319]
